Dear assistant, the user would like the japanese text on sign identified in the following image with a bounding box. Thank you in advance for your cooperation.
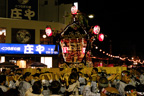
[0,43,59,55]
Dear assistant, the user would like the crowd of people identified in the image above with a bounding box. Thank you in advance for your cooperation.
[0,66,144,96]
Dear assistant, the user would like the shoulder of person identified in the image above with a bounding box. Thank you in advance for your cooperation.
[26,90,44,96]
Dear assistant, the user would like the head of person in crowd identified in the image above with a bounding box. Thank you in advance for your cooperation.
[121,70,131,84]
[71,68,77,73]
[78,72,83,77]
[16,69,22,75]
[41,74,49,87]
[136,84,144,96]
[23,72,32,82]
[36,68,41,74]
[98,77,120,96]
[8,74,14,81]
[101,87,120,96]
[91,67,98,75]
[0,88,4,96]
[49,81,61,94]
[69,72,78,84]
[124,85,137,96]
[78,63,83,71]
[32,81,42,95]
[98,76,109,92]
[10,68,15,75]
[84,74,90,83]
[32,73,40,81]
[1,69,6,75]
[59,63,64,71]
[140,68,144,75]
[0,75,6,85]
[4,88,20,96]
[101,69,107,77]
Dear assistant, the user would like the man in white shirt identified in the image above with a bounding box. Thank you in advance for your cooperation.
[116,71,131,96]
[0,75,9,92]
[18,72,32,96]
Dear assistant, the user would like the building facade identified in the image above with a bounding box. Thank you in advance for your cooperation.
[0,0,73,68]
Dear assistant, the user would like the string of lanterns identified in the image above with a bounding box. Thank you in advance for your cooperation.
[94,45,144,65]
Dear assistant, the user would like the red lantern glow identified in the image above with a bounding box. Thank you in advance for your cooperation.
[71,6,78,15]
[45,27,52,37]
[93,25,100,35]
[63,47,68,53]
[98,33,104,41]
[98,62,103,67]
[82,47,86,54]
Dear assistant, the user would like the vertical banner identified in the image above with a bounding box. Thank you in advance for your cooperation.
[7,0,38,20]
[11,28,35,44]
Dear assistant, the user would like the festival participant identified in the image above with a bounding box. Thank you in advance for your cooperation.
[139,68,144,85]
[82,76,120,96]
[0,75,9,92]
[71,68,78,74]
[59,72,66,94]
[14,72,23,88]
[0,88,4,96]
[113,70,132,96]
[124,85,137,96]
[90,67,99,93]
[65,72,80,96]
[36,68,41,74]
[49,81,62,96]
[0,69,6,75]
[41,74,51,96]
[18,72,32,96]
[4,88,20,96]
[136,84,144,96]
[16,69,23,75]
[25,81,43,96]
[6,75,16,89]
[31,73,40,85]
[78,72,86,95]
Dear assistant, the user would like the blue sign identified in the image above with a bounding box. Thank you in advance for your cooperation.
[0,43,59,55]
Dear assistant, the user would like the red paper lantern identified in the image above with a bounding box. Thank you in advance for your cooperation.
[82,47,86,54]
[71,6,78,15]
[63,47,68,53]
[45,27,52,37]
[93,25,100,35]
[98,33,104,41]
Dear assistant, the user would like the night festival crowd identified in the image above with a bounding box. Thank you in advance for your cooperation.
[0,66,144,96]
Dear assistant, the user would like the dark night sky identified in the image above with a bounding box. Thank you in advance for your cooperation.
[78,1,143,59]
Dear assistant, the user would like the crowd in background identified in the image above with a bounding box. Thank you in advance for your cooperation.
[0,66,144,96]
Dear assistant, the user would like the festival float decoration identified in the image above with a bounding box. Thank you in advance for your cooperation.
[47,5,104,66]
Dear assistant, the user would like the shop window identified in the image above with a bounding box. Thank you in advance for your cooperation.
[41,57,52,68]
[0,28,6,43]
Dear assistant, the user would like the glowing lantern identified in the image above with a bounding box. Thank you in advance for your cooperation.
[71,6,78,15]
[45,27,52,37]
[98,33,104,41]
[98,62,103,67]
[93,25,100,35]
[63,47,68,53]
[82,47,86,54]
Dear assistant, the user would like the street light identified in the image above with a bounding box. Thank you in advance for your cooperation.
[88,14,94,19]
[43,34,46,38]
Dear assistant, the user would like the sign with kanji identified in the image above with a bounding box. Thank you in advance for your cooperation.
[0,43,59,55]
[7,0,38,20]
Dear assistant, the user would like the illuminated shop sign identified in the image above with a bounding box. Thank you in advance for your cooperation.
[0,43,58,55]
